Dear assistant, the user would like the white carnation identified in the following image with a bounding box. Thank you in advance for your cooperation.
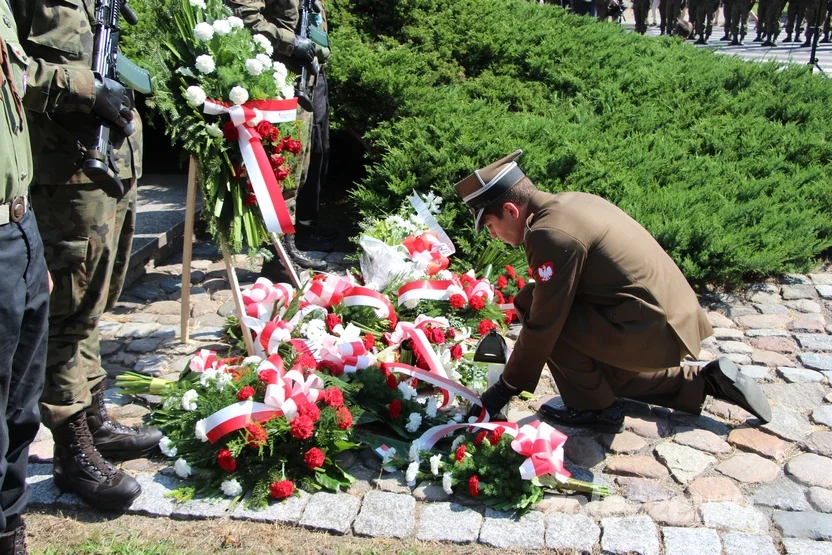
[227,16,244,29]
[256,53,272,67]
[245,58,264,76]
[212,19,232,36]
[280,84,296,100]
[273,61,288,78]
[442,472,453,494]
[221,478,243,497]
[229,86,249,105]
[404,298,419,310]
[406,461,419,486]
[184,85,206,107]
[194,54,215,74]
[397,381,417,401]
[181,389,198,411]
[381,447,397,473]
[216,372,233,392]
[188,0,206,8]
[430,454,442,476]
[174,458,192,478]
[199,367,218,388]
[176,66,197,78]
[450,435,465,450]
[452,413,464,423]
[300,319,327,341]
[408,441,420,462]
[195,419,208,442]
[242,355,263,366]
[436,270,453,280]
[205,123,224,138]
[425,397,438,418]
[194,22,214,41]
[405,412,422,433]
[252,34,273,55]
[158,436,177,458]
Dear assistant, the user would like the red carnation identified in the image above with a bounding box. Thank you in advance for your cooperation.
[217,448,237,472]
[478,319,497,337]
[508,296,514,304]
[528,267,533,277]
[270,480,294,499]
[448,328,458,340]
[259,369,277,384]
[243,193,258,206]
[304,447,325,469]
[222,121,238,141]
[428,327,446,344]
[496,275,508,289]
[505,265,516,279]
[468,475,479,497]
[450,343,463,361]
[317,359,343,377]
[295,353,318,371]
[386,373,398,390]
[489,426,506,444]
[336,406,353,429]
[474,430,488,446]
[269,153,285,169]
[505,311,516,325]
[388,313,398,330]
[495,290,505,304]
[256,121,275,140]
[322,387,344,408]
[237,385,255,401]
[468,296,485,311]
[363,333,376,351]
[325,313,342,332]
[297,400,321,422]
[378,362,391,377]
[389,399,402,419]
[459,274,475,287]
[282,138,302,154]
[455,444,466,462]
[245,422,269,448]
[516,277,526,288]
[290,415,315,440]
[449,294,466,309]
[274,167,290,181]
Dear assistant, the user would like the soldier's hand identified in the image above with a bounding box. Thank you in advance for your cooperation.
[465,376,518,422]
[291,36,316,64]
[314,43,331,63]
[92,77,134,132]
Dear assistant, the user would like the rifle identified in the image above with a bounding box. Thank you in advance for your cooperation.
[83,0,152,197]
[295,0,319,112]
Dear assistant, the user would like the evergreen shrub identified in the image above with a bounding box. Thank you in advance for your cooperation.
[327,0,832,287]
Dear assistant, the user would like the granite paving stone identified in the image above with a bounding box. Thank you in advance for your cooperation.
[170,495,231,520]
[720,341,754,354]
[728,427,787,459]
[812,274,832,286]
[544,513,599,553]
[698,502,769,532]
[739,364,775,380]
[673,429,732,454]
[817,285,832,299]
[812,406,832,427]
[662,527,721,555]
[773,511,832,540]
[801,354,832,372]
[763,406,815,442]
[415,503,482,543]
[231,491,310,524]
[725,353,753,365]
[478,508,545,549]
[707,312,736,328]
[25,465,61,507]
[686,476,744,504]
[615,477,676,503]
[793,320,828,333]
[796,334,832,352]
[600,515,659,555]
[737,313,792,329]
[713,328,745,340]
[411,481,450,502]
[716,452,780,483]
[783,538,832,555]
[99,321,122,338]
[807,487,832,513]
[605,456,670,479]
[782,285,817,300]
[752,477,810,511]
[803,432,832,457]
[563,436,606,467]
[721,531,779,555]
[188,326,226,341]
[786,453,832,489]
[654,443,715,484]
[298,492,361,535]
[643,497,696,526]
[129,474,180,517]
[669,413,731,436]
[749,291,782,304]
[624,415,670,439]
[778,367,825,383]
[752,349,794,367]
[133,354,170,376]
[116,322,162,339]
[583,495,638,518]
[706,400,753,423]
[599,431,648,454]
[353,491,415,538]
[755,303,789,314]
[371,471,411,494]
[745,328,790,337]
[536,496,581,514]
[785,300,823,313]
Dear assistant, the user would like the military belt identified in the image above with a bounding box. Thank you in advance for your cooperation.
[0,196,28,226]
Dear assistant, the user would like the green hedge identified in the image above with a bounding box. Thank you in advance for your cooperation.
[326,0,832,287]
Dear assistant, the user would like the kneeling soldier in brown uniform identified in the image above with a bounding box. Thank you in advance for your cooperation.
[455,151,772,430]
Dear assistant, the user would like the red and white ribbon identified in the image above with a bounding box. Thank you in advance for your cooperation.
[397,279,462,306]
[510,420,571,482]
[464,278,495,302]
[382,362,484,414]
[320,338,375,374]
[303,274,352,308]
[203,98,297,234]
[242,319,294,356]
[242,278,294,320]
[416,421,518,451]
[189,349,218,373]
[401,232,450,276]
[341,286,396,320]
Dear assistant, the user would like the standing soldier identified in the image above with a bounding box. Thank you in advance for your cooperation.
[762,0,788,44]
[227,0,334,272]
[706,0,723,39]
[634,0,652,33]
[755,0,772,39]
[13,0,162,510]
[661,0,683,33]
[784,0,807,42]
[800,0,823,45]
[822,1,832,42]
[1,1,49,551]
[728,0,757,42]
[690,0,711,41]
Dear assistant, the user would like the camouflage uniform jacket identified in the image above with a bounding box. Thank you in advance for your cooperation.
[12,0,141,185]
[1,0,33,202]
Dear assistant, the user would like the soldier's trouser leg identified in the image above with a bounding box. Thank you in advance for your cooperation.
[757,0,769,35]
[635,0,650,32]
[0,211,48,532]
[660,0,669,31]
[785,0,799,33]
[295,71,330,225]
[767,0,787,38]
[31,181,136,429]
[802,0,822,41]
[741,3,754,36]
[730,0,744,36]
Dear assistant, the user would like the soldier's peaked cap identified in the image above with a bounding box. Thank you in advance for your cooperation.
[453,149,525,232]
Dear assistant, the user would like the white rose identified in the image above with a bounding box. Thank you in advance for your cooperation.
[188,0,206,8]
[426,397,438,418]
[227,16,244,29]
[408,441,420,462]
[245,58,264,76]
[405,412,422,433]
[159,436,177,458]
[442,472,453,495]
[256,53,272,67]
[174,458,192,478]
[404,298,419,310]
[194,54,215,74]
[205,123,223,138]
[194,418,208,442]
[184,85,206,107]
[405,461,419,486]
[430,454,442,476]
[194,22,214,41]
[229,86,249,105]
[221,478,243,497]
[212,19,232,36]
[252,34,273,55]
[397,381,417,401]
[181,389,198,411]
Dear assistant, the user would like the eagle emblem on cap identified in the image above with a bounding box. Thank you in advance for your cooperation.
[536,262,554,282]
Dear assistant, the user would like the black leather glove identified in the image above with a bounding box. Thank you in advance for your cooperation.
[92,76,133,132]
[466,376,518,422]
[291,36,317,64]
[314,43,331,63]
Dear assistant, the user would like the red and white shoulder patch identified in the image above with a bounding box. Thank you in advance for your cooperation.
[536,262,555,282]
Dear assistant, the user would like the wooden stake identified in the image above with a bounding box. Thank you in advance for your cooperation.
[180,156,198,344]
[270,232,302,289]
[220,237,255,356]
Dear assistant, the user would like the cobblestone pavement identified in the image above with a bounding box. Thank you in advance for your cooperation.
[27,241,832,553]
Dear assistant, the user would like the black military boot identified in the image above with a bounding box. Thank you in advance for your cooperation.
[87,382,162,461]
[0,518,27,555]
[53,411,142,511]
[283,234,327,271]
[820,33,831,43]
[783,31,793,42]
[800,32,813,47]
[701,357,772,423]
[538,400,625,432]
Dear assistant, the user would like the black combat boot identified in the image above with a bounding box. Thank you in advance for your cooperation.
[783,32,793,42]
[282,234,327,271]
[538,400,626,432]
[800,32,813,47]
[86,382,162,461]
[820,33,830,43]
[0,518,27,555]
[701,357,772,423]
[53,411,142,511]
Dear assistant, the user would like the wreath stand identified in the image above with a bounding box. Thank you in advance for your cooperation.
[178,156,301,356]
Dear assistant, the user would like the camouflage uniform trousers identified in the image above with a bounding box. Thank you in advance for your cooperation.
[661,0,684,33]
[31,181,136,429]
[800,0,823,42]
[756,0,772,36]
[785,0,808,38]
[823,2,832,40]
[729,0,756,39]
[690,0,710,38]
[633,0,652,33]
[763,0,788,40]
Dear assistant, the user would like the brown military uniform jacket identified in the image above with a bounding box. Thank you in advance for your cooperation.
[13,0,141,185]
[504,191,714,393]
